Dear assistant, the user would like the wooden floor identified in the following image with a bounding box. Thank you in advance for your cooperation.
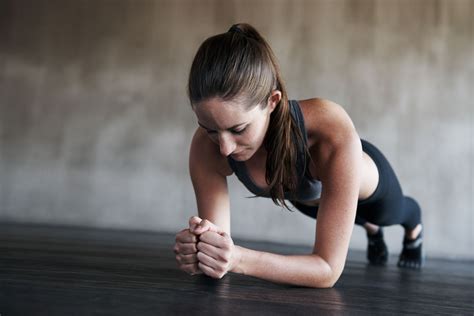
[0,223,472,315]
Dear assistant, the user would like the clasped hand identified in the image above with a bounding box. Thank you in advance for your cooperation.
[174,216,240,279]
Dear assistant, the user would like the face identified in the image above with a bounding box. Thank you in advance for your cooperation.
[192,91,281,161]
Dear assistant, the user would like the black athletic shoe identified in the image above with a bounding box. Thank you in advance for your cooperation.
[367,227,388,265]
[398,227,424,269]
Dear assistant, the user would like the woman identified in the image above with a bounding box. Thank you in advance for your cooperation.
[174,23,424,288]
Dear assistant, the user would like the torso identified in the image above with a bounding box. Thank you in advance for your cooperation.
[219,98,379,206]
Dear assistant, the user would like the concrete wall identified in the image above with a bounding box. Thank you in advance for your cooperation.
[0,0,472,259]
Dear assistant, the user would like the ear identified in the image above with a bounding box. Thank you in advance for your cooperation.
[267,90,282,113]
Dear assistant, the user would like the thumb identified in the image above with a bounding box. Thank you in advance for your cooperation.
[188,216,202,233]
[193,219,223,235]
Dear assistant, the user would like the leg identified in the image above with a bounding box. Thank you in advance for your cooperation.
[405,223,422,239]
[397,197,424,269]
[364,222,388,265]
[357,140,424,268]
[364,221,380,235]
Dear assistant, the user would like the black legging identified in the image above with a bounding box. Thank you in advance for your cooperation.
[290,139,422,230]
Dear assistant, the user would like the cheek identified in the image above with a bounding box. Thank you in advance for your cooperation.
[243,129,264,147]
[252,122,267,141]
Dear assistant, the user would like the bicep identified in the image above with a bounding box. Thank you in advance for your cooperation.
[189,130,231,234]
[312,131,362,277]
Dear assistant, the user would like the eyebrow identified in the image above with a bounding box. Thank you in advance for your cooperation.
[198,121,247,131]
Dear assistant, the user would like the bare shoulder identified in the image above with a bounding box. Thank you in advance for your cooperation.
[297,98,360,180]
[297,98,358,148]
[190,127,234,177]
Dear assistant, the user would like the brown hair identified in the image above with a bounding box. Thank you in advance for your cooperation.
[187,23,311,210]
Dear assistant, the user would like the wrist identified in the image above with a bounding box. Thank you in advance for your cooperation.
[230,245,244,274]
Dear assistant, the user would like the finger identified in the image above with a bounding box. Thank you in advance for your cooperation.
[180,262,203,275]
[174,242,198,255]
[196,241,220,260]
[176,253,198,265]
[192,218,214,234]
[176,229,198,243]
[188,216,202,232]
[176,235,198,245]
[190,269,203,276]
[198,262,224,279]
[199,231,228,248]
[193,219,223,235]
[186,263,204,275]
[197,250,220,269]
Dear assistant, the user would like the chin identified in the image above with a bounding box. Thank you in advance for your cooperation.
[231,148,257,161]
[230,151,249,161]
[230,153,246,161]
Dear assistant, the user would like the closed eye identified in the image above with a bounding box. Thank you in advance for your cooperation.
[232,127,247,135]
[203,127,247,135]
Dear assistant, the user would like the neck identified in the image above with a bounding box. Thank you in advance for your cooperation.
[253,144,267,160]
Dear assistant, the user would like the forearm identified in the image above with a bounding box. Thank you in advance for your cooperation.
[231,245,339,288]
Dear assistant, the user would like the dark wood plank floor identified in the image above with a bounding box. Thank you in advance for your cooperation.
[0,223,472,315]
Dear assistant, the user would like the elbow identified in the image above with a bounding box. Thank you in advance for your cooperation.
[306,276,339,289]
[315,273,340,289]
[309,259,343,289]
[322,274,340,288]
[323,264,344,288]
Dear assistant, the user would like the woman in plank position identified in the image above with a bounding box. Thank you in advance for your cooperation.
[174,23,424,288]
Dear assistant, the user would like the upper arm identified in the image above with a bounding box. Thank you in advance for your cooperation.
[307,99,363,281]
[189,128,232,235]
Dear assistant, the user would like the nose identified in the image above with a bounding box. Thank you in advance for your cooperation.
[218,133,236,156]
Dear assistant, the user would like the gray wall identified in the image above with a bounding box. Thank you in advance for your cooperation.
[0,0,472,259]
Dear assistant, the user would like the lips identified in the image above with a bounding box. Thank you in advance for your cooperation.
[231,151,244,158]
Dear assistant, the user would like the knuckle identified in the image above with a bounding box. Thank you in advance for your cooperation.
[175,232,185,242]
[182,264,194,274]
[221,254,230,263]
[218,251,229,262]
[215,265,225,273]
[189,216,200,225]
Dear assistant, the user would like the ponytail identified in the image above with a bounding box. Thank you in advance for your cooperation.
[188,23,312,210]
